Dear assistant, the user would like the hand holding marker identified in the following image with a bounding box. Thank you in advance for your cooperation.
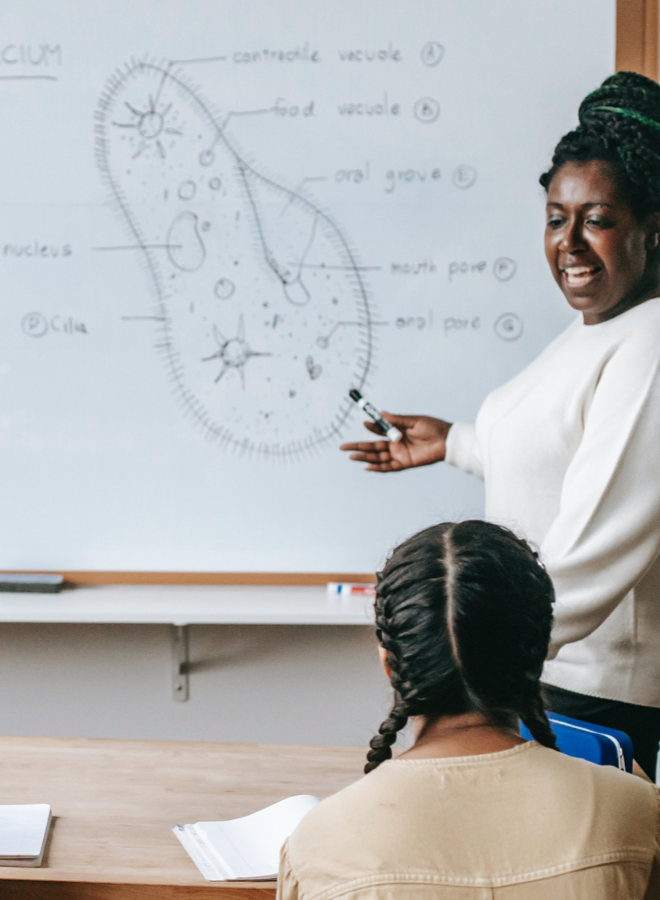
[349,390,403,442]
[341,394,451,472]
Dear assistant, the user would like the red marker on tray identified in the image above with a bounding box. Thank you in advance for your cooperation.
[327,582,376,597]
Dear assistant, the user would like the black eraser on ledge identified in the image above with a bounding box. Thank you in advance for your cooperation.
[0,574,63,593]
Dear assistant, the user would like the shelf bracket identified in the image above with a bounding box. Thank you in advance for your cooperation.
[170,624,189,702]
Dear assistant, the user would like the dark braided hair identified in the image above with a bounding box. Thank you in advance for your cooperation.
[540,71,660,218]
[365,521,557,774]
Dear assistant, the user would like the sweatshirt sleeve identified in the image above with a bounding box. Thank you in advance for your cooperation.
[277,839,299,900]
[444,422,484,481]
[543,330,660,657]
[643,791,660,900]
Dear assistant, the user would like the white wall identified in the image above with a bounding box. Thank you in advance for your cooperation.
[0,623,390,746]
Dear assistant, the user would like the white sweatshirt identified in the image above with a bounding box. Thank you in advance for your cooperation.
[445,297,660,707]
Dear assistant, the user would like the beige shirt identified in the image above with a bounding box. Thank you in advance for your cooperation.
[278,742,660,900]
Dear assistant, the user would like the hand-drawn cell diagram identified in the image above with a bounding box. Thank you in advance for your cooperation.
[95,59,373,460]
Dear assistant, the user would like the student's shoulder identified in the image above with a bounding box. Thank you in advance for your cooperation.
[529,743,659,823]
[288,761,406,849]
[297,764,388,822]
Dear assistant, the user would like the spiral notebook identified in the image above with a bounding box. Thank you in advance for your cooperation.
[173,795,319,881]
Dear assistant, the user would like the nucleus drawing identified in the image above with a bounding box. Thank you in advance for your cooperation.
[95,58,373,460]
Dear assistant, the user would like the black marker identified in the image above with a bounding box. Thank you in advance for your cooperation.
[349,389,403,442]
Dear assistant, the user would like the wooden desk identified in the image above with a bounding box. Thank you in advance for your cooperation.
[0,735,366,899]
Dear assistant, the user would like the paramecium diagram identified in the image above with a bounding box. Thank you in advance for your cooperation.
[96,58,373,460]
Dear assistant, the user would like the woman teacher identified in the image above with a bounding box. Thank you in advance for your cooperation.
[341,72,660,779]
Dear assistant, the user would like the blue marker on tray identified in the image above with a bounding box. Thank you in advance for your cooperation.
[349,389,403,442]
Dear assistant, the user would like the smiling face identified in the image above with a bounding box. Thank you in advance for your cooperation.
[545,159,660,324]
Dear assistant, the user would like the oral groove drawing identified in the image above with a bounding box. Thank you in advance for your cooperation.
[95,58,373,460]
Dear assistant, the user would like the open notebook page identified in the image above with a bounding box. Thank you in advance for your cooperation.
[174,794,319,881]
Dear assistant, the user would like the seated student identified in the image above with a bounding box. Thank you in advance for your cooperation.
[278,521,660,899]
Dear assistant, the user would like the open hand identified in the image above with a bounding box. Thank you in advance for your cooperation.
[340,414,452,472]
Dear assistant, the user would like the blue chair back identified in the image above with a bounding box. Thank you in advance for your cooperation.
[520,711,633,773]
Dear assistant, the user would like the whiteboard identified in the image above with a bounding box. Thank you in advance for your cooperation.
[0,0,614,573]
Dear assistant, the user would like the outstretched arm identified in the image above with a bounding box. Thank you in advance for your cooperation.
[340,414,452,472]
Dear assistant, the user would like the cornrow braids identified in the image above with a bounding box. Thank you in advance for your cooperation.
[540,72,660,218]
[365,521,557,774]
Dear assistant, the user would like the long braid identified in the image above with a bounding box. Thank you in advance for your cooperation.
[508,548,558,751]
[364,577,414,773]
[365,695,408,774]
[518,565,558,751]
[520,683,558,751]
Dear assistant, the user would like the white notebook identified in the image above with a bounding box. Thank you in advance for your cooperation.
[0,804,52,867]
[173,795,319,881]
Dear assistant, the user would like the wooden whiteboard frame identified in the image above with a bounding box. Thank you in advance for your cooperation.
[34,570,376,586]
[7,1,654,587]
[617,0,658,79]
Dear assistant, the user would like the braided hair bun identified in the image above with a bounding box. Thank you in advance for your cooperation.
[540,71,660,217]
[365,521,557,774]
